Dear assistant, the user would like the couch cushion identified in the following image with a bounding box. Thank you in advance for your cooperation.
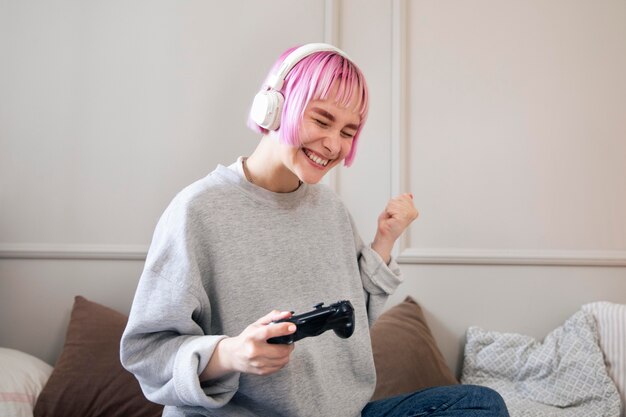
[33,296,163,417]
[370,296,458,401]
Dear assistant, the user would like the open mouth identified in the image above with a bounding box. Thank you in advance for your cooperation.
[303,148,330,167]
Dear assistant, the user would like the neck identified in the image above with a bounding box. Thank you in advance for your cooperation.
[244,135,302,193]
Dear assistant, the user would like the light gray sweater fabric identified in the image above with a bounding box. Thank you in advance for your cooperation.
[121,159,403,417]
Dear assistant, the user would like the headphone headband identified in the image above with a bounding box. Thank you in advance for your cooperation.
[266,43,351,91]
[251,43,351,131]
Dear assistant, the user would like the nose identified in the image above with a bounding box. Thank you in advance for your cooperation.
[322,131,342,157]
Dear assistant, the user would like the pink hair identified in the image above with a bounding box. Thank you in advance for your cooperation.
[247,46,369,167]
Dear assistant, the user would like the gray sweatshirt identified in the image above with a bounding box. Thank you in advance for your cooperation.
[121,159,402,417]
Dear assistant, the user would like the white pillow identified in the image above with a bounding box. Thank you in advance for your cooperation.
[0,347,53,417]
[582,301,626,417]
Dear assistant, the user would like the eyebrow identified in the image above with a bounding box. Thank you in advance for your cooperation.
[311,107,359,131]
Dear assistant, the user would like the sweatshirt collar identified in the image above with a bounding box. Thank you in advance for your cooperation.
[212,158,310,209]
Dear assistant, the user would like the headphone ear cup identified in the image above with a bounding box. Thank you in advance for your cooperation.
[251,89,284,131]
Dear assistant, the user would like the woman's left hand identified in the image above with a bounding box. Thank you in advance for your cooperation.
[371,193,419,264]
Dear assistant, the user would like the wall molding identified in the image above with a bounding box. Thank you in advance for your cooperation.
[322,0,341,194]
[398,248,626,266]
[0,243,148,261]
[6,245,623,267]
[391,0,409,255]
[324,0,340,45]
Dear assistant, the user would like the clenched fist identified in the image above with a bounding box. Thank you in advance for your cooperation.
[371,193,419,264]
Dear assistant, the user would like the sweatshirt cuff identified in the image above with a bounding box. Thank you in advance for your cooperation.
[173,335,240,408]
[360,244,403,295]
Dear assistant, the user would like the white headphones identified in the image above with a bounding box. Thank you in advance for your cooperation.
[250,43,351,131]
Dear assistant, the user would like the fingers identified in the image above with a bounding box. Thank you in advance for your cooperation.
[262,321,297,341]
[255,310,292,325]
[385,193,419,220]
[235,339,294,376]
[229,312,297,376]
[247,353,293,375]
[391,193,415,207]
[375,193,419,247]
[252,310,296,343]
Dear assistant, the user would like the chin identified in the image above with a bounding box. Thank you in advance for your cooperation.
[297,169,326,185]
[299,175,323,185]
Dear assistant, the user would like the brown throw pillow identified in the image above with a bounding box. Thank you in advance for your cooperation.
[370,296,458,401]
[34,296,163,417]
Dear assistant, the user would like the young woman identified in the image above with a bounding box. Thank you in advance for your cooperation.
[121,43,508,417]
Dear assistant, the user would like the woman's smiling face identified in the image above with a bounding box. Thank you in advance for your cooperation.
[279,84,362,185]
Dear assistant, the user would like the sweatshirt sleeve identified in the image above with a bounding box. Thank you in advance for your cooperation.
[120,196,240,409]
[348,213,403,326]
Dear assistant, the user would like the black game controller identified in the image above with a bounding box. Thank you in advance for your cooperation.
[267,300,355,344]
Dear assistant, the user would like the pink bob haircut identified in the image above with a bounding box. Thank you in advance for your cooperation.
[247,46,369,167]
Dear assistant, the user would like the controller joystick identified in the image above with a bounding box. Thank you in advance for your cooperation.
[267,300,355,344]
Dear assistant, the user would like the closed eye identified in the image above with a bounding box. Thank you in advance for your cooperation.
[314,118,329,127]
[341,131,355,138]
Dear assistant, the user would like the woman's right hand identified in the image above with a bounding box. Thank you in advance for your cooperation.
[201,310,296,381]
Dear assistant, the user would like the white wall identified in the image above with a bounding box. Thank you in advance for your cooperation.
[339,0,626,375]
[1,0,625,374]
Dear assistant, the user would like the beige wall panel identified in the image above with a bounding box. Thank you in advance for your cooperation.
[406,0,626,254]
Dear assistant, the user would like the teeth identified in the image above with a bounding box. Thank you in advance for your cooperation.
[304,149,329,166]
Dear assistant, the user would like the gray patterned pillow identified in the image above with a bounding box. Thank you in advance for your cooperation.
[461,310,621,417]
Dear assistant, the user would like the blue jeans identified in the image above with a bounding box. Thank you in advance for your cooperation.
[362,385,509,417]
